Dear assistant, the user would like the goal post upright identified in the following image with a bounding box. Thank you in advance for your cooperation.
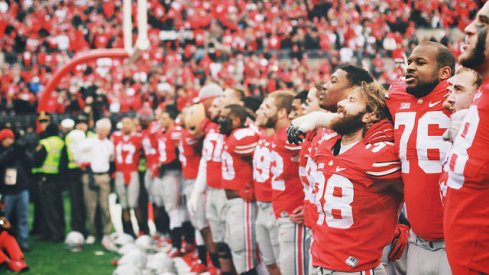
[38,0,150,112]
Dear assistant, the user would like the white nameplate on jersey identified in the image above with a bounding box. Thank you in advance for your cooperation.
[345,256,358,267]
[5,168,17,185]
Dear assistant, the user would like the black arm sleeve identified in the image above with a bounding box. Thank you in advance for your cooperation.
[33,146,47,168]
[61,145,69,172]
[0,147,17,166]
[59,145,69,173]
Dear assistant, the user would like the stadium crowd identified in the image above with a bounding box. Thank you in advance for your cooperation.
[0,0,481,116]
[1,0,489,275]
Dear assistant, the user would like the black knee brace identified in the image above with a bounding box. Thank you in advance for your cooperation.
[216,242,232,260]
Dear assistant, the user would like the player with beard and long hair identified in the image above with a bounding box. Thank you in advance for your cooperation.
[312,82,403,274]
[444,3,489,274]
[386,41,455,275]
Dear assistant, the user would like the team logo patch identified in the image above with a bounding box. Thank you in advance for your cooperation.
[400,102,410,110]
[345,256,358,267]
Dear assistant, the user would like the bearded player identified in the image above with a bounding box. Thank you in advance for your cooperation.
[111,117,143,237]
[386,41,455,274]
[253,102,281,275]
[261,91,308,275]
[312,82,403,274]
[445,3,489,274]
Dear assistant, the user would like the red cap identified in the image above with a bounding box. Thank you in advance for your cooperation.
[0,129,14,141]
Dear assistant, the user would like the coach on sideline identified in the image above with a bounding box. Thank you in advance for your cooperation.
[79,118,114,246]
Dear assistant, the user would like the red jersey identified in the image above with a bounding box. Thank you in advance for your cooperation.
[312,125,402,271]
[303,128,332,228]
[386,80,451,240]
[221,128,259,200]
[445,80,489,275]
[299,131,314,228]
[111,131,143,184]
[270,126,304,218]
[179,129,201,180]
[201,119,225,189]
[155,126,182,165]
[253,130,274,202]
[141,121,161,169]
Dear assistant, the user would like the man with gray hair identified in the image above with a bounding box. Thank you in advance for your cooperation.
[77,118,114,247]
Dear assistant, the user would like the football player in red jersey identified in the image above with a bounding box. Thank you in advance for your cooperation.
[297,81,325,231]
[445,3,489,274]
[253,101,280,275]
[179,107,211,273]
[138,109,163,236]
[187,84,225,270]
[261,91,308,275]
[386,41,455,274]
[111,117,143,237]
[190,85,248,274]
[140,109,170,237]
[287,65,411,272]
[154,105,188,257]
[313,82,403,274]
[439,68,481,203]
[218,104,260,274]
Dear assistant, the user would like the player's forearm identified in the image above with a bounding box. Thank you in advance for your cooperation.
[292,111,339,132]
[193,157,208,193]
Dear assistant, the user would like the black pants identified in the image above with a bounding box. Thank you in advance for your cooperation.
[39,174,65,241]
[66,168,86,235]
[137,171,150,235]
[30,175,43,235]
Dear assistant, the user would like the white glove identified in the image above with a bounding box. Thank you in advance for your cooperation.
[187,157,208,215]
[187,186,203,216]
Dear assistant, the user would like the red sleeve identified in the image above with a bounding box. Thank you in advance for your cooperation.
[364,142,402,181]
[228,128,259,156]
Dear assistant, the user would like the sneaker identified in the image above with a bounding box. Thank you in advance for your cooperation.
[85,235,96,245]
[168,247,183,258]
[190,262,208,273]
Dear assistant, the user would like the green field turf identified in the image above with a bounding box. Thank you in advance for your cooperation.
[5,193,118,275]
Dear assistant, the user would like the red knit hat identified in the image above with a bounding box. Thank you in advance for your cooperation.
[0,129,14,141]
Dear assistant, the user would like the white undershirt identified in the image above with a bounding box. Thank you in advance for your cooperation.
[338,141,359,155]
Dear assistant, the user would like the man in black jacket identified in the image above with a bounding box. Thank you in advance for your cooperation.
[32,123,65,243]
[0,128,34,251]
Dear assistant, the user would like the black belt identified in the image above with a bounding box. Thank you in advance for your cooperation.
[92,172,109,175]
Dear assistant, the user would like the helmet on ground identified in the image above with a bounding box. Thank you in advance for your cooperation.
[65,231,84,252]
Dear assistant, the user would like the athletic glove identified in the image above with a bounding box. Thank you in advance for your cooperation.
[287,112,339,144]
[388,224,410,261]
